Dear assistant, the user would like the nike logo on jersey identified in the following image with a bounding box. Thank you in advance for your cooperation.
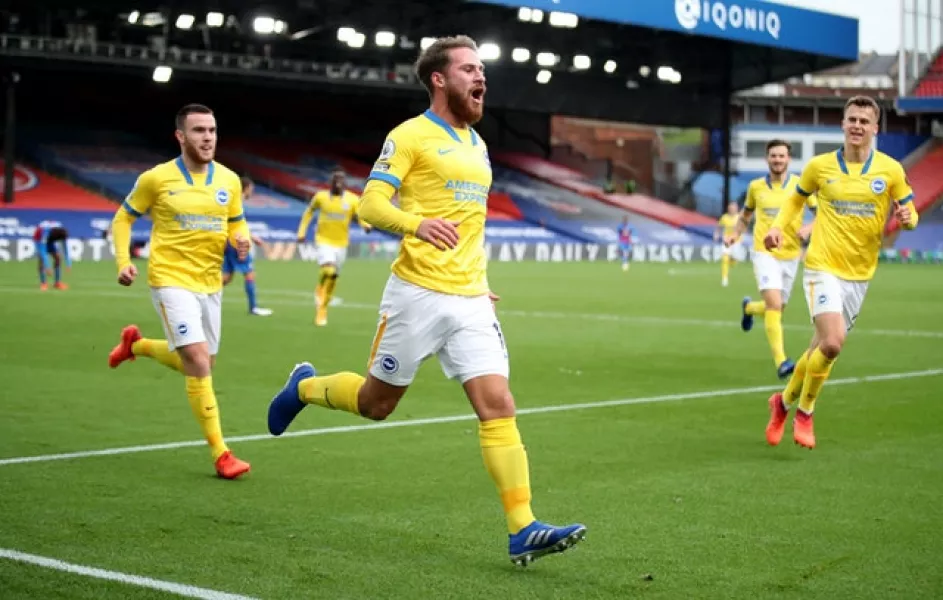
[437,148,455,155]
[826,178,838,184]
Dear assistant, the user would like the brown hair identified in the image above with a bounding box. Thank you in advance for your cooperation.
[844,95,881,121]
[175,103,213,130]
[414,35,478,97]
[766,139,791,155]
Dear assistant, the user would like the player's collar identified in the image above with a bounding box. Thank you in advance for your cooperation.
[764,174,789,190]
[175,155,215,185]
[423,109,479,146]
[836,147,874,176]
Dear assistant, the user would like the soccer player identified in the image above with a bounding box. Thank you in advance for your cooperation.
[222,176,273,316]
[763,96,918,449]
[617,216,634,271]
[714,201,740,286]
[34,221,71,290]
[726,140,816,379]
[296,168,371,326]
[106,103,252,479]
[268,36,586,565]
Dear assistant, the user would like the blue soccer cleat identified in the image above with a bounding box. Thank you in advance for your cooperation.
[741,296,754,332]
[508,521,587,567]
[777,358,796,380]
[268,362,316,436]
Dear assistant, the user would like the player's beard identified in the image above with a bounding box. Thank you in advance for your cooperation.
[331,182,342,195]
[446,84,483,126]
[183,139,214,165]
[769,164,787,177]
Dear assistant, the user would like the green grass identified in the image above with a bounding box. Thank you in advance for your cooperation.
[0,259,941,600]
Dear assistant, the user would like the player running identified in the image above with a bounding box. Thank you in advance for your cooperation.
[268,36,586,566]
[296,168,371,326]
[222,176,273,316]
[726,139,816,379]
[763,96,918,449]
[715,201,741,287]
[107,103,252,479]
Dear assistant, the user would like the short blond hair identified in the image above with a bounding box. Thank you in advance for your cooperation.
[844,95,881,121]
[414,35,478,97]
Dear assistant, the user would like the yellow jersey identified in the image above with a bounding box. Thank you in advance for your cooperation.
[718,213,739,239]
[792,148,913,281]
[296,189,362,248]
[113,157,247,294]
[745,174,817,260]
[367,109,491,296]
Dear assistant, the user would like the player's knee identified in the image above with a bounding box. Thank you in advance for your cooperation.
[244,272,255,282]
[819,335,844,359]
[766,298,783,311]
[177,344,212,377]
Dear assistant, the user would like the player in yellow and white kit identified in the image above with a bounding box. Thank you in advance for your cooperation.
[715,202,741,286]
[726,139,817,380]
[296,168,371,325]
[763,96,918,449]
[107,103,251,479]
[267,36,585,566]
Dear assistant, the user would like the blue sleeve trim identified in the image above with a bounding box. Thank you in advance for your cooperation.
[795,185,812,197]
[228,214,245,222]
[896,194,914,204]
[368,172,402,190]
[122,201,144,218]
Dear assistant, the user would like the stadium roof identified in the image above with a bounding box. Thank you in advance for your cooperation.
[1,0,859,129]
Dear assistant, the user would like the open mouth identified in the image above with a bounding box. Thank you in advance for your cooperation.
[470,88,485,103]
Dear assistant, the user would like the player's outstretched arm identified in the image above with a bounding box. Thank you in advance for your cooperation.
[359,179,459,249]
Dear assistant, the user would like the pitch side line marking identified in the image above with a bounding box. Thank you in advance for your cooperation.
[0,548,260,600]
[1,368,940,468]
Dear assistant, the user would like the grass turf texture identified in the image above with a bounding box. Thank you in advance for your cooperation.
[1,259,941,599]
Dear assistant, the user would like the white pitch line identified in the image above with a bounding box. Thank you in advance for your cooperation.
[1,367,940,468]
[1,284,941,339]
[0,548,259,600]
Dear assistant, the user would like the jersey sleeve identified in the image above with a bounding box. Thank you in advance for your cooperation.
[227,177,250,243]
[805,192,819,212]
[744,182,757,210]
[122,169,158,218]
[890,163,914,204]
[368,125,416,191]
[795,159,820,197]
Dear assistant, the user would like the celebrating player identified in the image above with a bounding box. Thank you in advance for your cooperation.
[268,36,586,565]
[617,216,634,272]
[763,96,918,449]
[33,221,71,290]
[727,140,816,379]
[222,176,273,316]
[107,103,252,479]
[715,201,741,287]
[296,168,371,326]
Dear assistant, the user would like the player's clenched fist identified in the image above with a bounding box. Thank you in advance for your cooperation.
[117,264,138,286]
[416,218,461,250]
[894,200,916,229]
[764,227,784,251]
[233,234,251,260]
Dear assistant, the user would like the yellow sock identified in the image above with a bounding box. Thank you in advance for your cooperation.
[764,310,787,366]
[185,376,229,461]
[298,372,364,415]
[721,256,730,281]
[746,301,766,316]
[783,349,810,408]
[479,417,536,534]
[315,283,324,306]
[132,338,184,373]
[323,275,338,307]
[798,348,836,415]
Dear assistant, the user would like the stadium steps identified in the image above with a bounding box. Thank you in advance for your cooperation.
[911,47,943,97]
[885,140,943,240]
[2,157,122,208]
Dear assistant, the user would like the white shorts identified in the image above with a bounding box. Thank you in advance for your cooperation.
[802,269,869,332]
[722,242,747,261]
[317,244,348,269]
[150,287,222,355]
[367,274,510,386]
[752,252,800,304]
